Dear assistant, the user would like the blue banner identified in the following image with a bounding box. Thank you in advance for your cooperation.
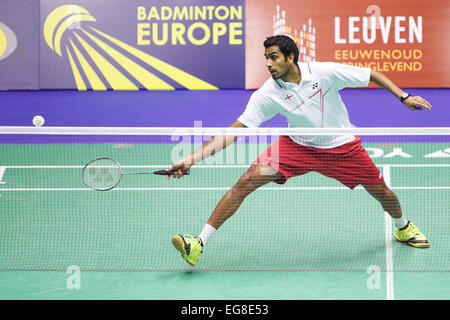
[40,0,245,90]
[0,0,40,90]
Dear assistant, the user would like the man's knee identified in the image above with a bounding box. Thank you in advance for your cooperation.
[379,185,397,202]
[364,182,402,218]
[235,163,280,192]
[365,183,399,207]
[368,183,399,206]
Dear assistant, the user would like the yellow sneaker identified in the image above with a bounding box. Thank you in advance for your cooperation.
[394,221,429,248]
[172,234,203,266]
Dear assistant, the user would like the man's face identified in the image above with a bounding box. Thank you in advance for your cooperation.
[264,45,292,80]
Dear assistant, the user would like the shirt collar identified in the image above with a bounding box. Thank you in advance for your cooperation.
[276,62,312,89]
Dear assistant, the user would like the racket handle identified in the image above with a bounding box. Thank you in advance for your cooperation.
[153,168,190,176]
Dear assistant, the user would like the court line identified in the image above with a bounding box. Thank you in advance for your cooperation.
[0,186,448,191]
[382,165,394,301]
[2,164,450,168]
[390,186,450,189]
[1,165,251,169]
[0,166,5,184]
[0,187,351,191]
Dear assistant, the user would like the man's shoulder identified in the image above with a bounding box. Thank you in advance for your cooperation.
[248,78,280,106]
[249,79,279,102]
[255,77,282,95]
[305,61,367,75]
[300,61,336,75]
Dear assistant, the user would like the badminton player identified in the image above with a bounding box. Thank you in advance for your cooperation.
[168,35,432,266]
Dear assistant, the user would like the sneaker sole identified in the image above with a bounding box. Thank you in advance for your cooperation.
[171,235,196,266]
[394,236,430,248]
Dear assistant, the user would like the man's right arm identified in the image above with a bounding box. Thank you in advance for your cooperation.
[167,120,247,178]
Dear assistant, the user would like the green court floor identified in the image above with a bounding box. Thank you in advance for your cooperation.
[0,141,449,299]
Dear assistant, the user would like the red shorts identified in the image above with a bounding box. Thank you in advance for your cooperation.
[256,136,384,189]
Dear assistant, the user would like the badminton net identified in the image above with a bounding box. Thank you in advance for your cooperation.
[0,126,449,272]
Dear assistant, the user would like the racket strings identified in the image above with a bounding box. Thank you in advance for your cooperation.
[83,158,122,190]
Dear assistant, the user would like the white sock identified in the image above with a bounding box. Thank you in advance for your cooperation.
[394,216,409,230]
[198,223,216,246]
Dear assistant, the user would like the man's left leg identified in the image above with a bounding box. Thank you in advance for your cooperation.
[363,181,429,248]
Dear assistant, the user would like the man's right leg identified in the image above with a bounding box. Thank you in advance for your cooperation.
[172,162,283,266]
[207,162,283,229]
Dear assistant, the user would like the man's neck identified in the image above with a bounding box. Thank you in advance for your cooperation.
[281,64,301,85]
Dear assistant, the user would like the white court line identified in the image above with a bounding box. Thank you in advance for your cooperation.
[384,164,450,167]
[0,166,5,184]
[382,165,395,301]
[390,186,450,190]
[2,164,450,169]
[1,165,252,169]
[0,186,448,192]
[1,163,449,192]
[0,187,352,191]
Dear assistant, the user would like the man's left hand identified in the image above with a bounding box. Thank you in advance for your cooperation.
[403,96,432,111]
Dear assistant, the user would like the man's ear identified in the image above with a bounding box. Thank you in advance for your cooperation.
[286,53,295,64]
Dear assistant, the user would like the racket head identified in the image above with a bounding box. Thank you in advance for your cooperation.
[82,158,123,191]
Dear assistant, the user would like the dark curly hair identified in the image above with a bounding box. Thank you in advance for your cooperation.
[263,35,299,64]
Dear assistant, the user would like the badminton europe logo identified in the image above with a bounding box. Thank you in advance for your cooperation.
[0,22,18,62]
[43,5,218,90]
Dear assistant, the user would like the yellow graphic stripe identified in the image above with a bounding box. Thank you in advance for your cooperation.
[43,5,91,50]
[73,32,138,90]
[81,29,173,90]
[90,27,218,90]
[69,39,106,91]
[66,46,87,91]
[0,28,6,57]
[54,14,96,56]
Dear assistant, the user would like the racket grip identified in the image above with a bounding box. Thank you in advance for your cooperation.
[153,168,190,176]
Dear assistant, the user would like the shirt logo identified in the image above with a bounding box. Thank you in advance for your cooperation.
[284,94,293,101]
[312,82,319,89]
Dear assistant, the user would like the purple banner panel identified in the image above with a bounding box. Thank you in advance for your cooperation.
[40,0,245,90]
[0,0,40,90]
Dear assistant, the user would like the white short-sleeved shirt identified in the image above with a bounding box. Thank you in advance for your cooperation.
[238,62,371,148]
